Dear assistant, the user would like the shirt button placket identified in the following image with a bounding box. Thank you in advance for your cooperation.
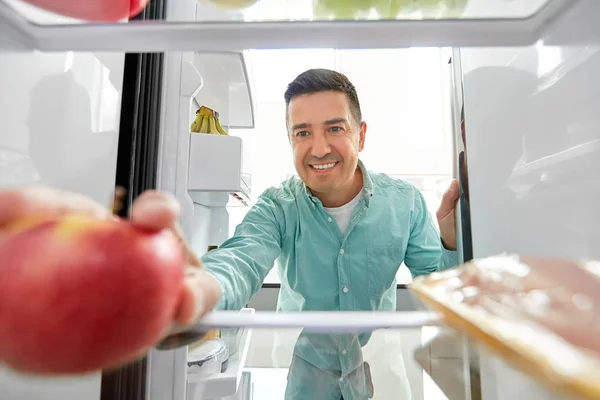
[338,243,352,311]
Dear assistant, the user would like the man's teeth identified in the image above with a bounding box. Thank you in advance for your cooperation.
[312,162,337,170]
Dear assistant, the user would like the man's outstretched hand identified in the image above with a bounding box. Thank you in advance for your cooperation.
[0,186,221,327]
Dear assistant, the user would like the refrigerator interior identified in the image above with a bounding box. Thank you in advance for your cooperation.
[1,0,599,399]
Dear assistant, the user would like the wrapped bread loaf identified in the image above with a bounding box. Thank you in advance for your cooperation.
[410,254,600,400]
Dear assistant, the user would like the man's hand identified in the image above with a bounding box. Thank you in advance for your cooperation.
[436,179,460,251]
[0,186,221,327]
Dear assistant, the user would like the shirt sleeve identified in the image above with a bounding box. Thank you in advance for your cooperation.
[201,189,284,311]
[403,187,459,278]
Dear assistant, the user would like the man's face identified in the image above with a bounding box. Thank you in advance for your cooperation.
[287,91,366,195]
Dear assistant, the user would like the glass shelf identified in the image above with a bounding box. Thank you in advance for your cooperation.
[5,0,557,24]
[0,0,576,51]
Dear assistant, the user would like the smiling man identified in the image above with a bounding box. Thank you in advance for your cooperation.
[200,68,460,399]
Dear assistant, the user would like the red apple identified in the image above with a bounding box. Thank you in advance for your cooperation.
[0,214,185,375]
[130,0,150,18]
[19,0,150,22]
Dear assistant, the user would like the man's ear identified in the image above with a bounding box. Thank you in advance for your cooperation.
[358,121,367,152]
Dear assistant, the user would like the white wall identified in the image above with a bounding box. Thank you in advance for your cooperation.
[0,46,124,400]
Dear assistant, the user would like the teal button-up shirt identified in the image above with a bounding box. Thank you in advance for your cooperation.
[202,161,457,384]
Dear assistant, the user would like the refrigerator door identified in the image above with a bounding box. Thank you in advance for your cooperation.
[447,50,473,266]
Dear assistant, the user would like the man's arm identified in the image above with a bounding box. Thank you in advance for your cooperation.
[403,188,458,278]
[201,190,284,311]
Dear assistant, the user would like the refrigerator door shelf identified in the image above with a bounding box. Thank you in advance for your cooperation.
[193,51,255,130]
[187,133,251,207]
[187,309,255,400]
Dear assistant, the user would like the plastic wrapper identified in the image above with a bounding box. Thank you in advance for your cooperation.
[410,254,600,400]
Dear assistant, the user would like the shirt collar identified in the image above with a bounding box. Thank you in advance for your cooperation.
[303,159,374,208]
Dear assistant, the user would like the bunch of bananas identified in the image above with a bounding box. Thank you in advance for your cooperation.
[191,105,229,135]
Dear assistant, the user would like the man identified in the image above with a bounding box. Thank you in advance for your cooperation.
[199,68,460,399]
[0,68,459,399]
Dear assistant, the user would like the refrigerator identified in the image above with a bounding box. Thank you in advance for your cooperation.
[1,0,599,399]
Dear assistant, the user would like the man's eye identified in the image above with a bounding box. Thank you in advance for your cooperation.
[296,131,309,137]
[329,126,343,133]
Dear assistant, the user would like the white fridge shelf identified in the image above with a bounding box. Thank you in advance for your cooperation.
[187,311,442,332]
[0,0,579,51]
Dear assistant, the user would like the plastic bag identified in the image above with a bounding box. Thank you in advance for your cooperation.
[410,254,600,400]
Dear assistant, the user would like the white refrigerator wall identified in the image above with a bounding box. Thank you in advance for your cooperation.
[0,47,125,400]
[460,1,600,399]
[0,50,124,205]
[461,0,600,262]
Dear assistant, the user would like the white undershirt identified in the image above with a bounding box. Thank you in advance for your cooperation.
[323,191,363,236]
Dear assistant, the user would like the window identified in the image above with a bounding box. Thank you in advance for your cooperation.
[228,48,453,285]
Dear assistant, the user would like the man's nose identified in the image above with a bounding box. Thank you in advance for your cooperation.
[310,133,331,158]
